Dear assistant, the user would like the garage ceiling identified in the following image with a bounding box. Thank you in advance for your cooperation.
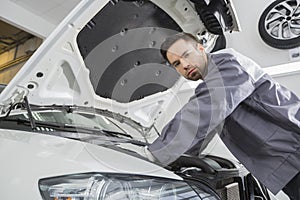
[0,20,33,54]
[9,0,82,26]
[0,0,81,54]
[0,0,81,40]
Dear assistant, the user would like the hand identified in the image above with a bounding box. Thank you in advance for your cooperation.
[133,145,157,162]
[143,146,157,162]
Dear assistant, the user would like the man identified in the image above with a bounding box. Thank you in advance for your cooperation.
[145,32,300,199]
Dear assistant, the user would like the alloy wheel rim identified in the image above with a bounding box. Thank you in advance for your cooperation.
[265,0,300,40]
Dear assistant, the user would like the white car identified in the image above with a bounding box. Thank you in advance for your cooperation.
[0,0,271,199]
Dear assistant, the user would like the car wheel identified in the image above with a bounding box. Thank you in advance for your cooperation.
[258,0,300,49]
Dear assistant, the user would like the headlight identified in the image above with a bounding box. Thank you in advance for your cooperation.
[39,173,219,200]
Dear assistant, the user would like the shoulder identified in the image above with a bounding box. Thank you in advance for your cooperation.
[207,48,242,69]
[210,48,248,63]
[209,48,236,62]
[207,48,247,74]
[209,48,266,82]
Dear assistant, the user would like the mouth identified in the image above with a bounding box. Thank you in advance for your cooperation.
[187,68,196,77]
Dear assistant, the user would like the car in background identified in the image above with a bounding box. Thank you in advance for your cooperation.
[0,0,273,199]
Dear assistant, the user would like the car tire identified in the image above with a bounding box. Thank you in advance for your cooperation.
[258,0,300,49]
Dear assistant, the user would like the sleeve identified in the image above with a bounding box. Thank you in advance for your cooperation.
[148,51,262,166]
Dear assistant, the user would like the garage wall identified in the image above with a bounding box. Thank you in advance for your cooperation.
[264,62,300,97]
[274,73,300,97]
[226,0,295,68]
[224,0,300,97]
[0,37,42,84]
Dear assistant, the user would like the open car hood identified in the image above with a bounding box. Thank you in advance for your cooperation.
[0,0,240,131]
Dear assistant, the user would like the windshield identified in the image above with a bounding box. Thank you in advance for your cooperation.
[1,106,148,142]
[10,110,124,133]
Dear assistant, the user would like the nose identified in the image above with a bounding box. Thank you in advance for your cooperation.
[180,58,190,69]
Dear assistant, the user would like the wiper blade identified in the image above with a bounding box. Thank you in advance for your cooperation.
[1,118,72,131]
[0,96,37,130]
[60,124,132,138]
[23,96,36,130]
[1,117,150,147]
[102,129,132,138]
[1,117,133,139]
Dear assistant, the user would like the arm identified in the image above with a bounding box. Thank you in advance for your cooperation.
[148,51,263,165]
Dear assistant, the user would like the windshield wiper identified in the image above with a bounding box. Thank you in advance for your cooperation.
[61,124,132,138]
[1,117,150,147]
[102,129,132,138]
[1,117,133,138]
[0,96,37,130]
[1,118,73,131]
[23,96,37,130]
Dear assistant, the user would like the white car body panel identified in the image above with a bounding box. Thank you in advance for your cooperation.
[0,0,276,199]
[0,129,180,199]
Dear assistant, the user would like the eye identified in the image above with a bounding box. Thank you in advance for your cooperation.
[184,52,189,58]
[173,61,180,68]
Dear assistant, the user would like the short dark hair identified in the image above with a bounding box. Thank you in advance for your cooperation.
[160,32,199,62]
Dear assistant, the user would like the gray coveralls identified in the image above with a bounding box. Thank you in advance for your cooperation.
[148,49,300,196]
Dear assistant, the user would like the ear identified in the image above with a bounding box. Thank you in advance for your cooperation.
[196,43,205,51]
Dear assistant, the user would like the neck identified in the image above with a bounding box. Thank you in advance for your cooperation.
[199,51,208,79]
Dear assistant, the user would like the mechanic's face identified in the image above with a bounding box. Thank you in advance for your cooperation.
[166,39,207,81]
